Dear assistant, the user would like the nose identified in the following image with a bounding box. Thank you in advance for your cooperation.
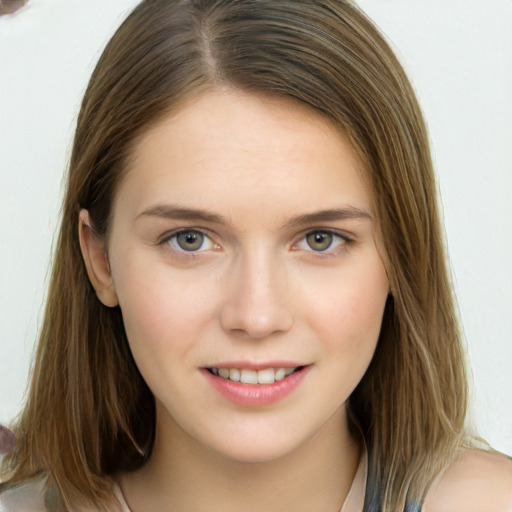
[220,248,293,339]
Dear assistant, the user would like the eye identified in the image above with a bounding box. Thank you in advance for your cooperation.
[306,232,334,251]
[166,230,216,252]
[295,230,348,253]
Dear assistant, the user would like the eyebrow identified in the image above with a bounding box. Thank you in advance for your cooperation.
[283,206,372,228]
[137,204,372,227]
[137,204,225,224]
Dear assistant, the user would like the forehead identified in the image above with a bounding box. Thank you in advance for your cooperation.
[115,88,372,225]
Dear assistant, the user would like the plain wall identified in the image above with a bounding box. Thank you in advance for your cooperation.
[1,0,511,455]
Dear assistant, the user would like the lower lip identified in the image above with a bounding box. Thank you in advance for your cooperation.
[202,366,311,407]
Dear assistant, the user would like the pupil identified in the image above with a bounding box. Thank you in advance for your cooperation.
[307,232,332,251]
[177,231,203,251]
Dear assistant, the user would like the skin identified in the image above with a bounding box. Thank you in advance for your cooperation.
[79,88,389,511]
[79,89,512,512]
[422,448,512,512]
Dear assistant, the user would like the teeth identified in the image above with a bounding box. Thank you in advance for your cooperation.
[229,368,240,382]
[240,369,258,384]
[275,368,286,381]
[257,368,275,384]
[211,367,298,384]
[218,368,230,379]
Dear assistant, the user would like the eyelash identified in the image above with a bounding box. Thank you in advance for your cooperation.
[292,230,352,257]
[159,229,219,259]
[158,228,353,259]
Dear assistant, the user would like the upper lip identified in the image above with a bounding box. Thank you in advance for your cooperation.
[206,361,308,370]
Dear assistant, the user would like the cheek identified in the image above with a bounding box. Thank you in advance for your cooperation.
[304,257,388,354]
[112,258,218,361]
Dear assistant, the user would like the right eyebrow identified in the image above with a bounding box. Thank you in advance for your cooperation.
[136,204,227,225]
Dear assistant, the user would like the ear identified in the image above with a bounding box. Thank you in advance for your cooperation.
[78,209,119,307]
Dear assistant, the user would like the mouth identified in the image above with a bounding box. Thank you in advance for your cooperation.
[203,364,311,406]
[207,366,304,385]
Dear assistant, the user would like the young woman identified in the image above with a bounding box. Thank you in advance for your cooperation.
[1,1,511,511]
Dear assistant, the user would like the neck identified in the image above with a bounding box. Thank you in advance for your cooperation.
[121,406,361,512]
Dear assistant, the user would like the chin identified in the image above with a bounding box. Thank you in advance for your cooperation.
[214,442,298,465]
[201,425,315,465]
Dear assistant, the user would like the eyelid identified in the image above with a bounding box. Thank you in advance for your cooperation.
[159,228,219,253]
[292,229,352,254]
[157,227,352,255]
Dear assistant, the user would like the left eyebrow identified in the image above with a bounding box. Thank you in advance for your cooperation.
[283,207,372,229]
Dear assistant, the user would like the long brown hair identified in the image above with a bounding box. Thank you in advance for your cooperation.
[1,1,468,510]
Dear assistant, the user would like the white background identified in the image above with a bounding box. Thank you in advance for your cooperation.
[1,1,511,455]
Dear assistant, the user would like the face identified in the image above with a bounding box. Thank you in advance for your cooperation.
[100,89,389,463]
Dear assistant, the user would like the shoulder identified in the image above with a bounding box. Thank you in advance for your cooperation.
[0,479,125,512]
[0,477,47,512]
[422,448,512,512]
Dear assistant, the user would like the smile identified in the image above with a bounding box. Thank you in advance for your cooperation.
[208,367,299,384]
[203,365,311,406]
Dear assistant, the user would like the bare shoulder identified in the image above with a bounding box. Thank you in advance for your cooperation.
[423,448,512,512]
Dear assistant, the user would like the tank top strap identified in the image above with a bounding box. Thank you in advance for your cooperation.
[362,457,423,512]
